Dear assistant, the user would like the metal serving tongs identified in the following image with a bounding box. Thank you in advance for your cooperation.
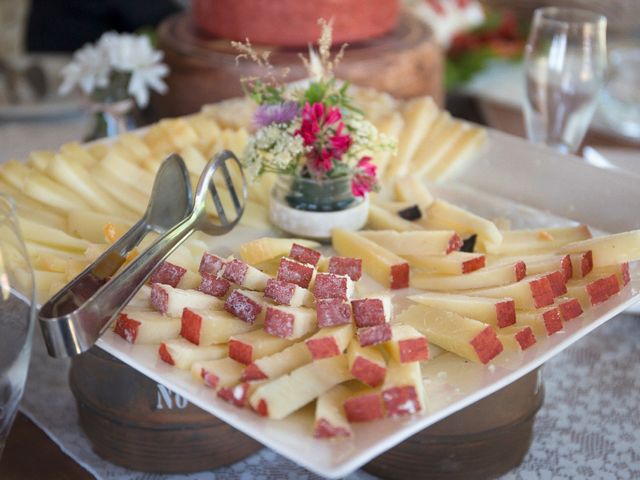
[38,150,247,358]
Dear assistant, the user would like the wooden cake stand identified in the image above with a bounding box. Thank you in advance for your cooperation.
[154,12,443,118]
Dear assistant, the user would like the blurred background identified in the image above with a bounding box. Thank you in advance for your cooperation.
[1,0,640,168]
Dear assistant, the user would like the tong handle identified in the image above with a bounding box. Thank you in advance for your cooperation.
[39,151,246,358]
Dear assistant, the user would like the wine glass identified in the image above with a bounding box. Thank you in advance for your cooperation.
[523,7,607,154]
[0,194,36,460]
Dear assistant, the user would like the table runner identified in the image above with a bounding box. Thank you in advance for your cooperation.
[20,315,640,479]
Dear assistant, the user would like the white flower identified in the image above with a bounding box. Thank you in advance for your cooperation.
[59,31,169,108]
[58,42,110,95]
[242,123,306,180]
[99,32,168,107]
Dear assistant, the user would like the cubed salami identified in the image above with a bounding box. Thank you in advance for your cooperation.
[277,257,314,288]
[316,298,352,327]
[222,258,249,284]
[264,307,295,338]
[224,290,262,324]
[382,386,421,417]
[289,243,322,266]
[149,261,186,287]
[351,298,386,327]
[198,273,231,298]
[150,283,169,314]
[264,279,296,305]
[343,392,384,422]
[314,273,352,300]
[218,382,251,407]
[328,256,362,281]
[558,298,583,321]
[113,314,140,343]
[358,324,392,347]
[199,252,225,275]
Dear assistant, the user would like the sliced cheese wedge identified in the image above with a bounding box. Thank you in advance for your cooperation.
[483,225,591,255]
[250,355,352,420]
[159,338,227,369]
[367,204,422,232]
[242,341,313,382]
[332,228,410,289]
[360,229,462,256]
[314,384,354,439]
[408,291,516,328]
[396,304,503,364]
[560,230,640,267]
[404,251,485,275]
[346,339,387,387]
[381,360,426,417]
[229,329,295,364]
[115,309,180,344]
[411,261,525,291]
[419,199,503,247]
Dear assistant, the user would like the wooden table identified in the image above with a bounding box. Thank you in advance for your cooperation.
[0,413,92,480]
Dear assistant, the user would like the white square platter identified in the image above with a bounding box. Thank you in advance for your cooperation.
[96,129,640,478]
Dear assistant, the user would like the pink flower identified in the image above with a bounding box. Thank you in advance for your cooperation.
[310,148,333,172]
[329,122,352,156]
[358,156,377,177]
[351,156,378,197]
[295,102,353,175]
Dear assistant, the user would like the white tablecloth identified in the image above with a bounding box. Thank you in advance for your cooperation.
[4,116,640,479]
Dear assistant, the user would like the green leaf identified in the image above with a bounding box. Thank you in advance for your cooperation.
[304,82,327,105]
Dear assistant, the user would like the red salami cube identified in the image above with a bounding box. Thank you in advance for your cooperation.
[314,273,353,300]
[199,252,225,275]
[180,308,202,345]
[328,256,362,281]
[241,363,268,382]
[382,386,422,417]
[264,278,296,305]
[544,270,567,297]
[150,283,169,314]
[351,298,388,327]
[224,290,263,324]
[198,273,231,298]
[149,261,186,287]
[222,258,249,284]
[357,324,392,347]
[277,257,315,288]
[264,307,295,338]
[289,243,322,266]
[114,314,140,343]
[343,392,384,422]
[558,298,583,321]
[316,298,352,327]
[218,382,251,407]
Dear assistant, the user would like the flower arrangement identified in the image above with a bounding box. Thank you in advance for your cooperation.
[235,20,393,206]
[59,31,168,108]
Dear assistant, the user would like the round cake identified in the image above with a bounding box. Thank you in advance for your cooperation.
[191,0,400,46]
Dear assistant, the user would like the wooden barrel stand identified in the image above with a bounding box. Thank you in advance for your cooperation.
[69,347,261,473]
[71,346,542,476]
[364,368,544,479]
[154,12,443,118]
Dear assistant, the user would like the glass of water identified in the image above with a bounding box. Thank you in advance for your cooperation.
[0,194,36,460]
[523,7,607,154]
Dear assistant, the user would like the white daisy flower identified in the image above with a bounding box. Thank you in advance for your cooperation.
[99,32,168,107]
[58,42,110,95]
[59,31,169,108]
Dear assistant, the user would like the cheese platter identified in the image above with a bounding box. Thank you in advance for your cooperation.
[89,130,640,477]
